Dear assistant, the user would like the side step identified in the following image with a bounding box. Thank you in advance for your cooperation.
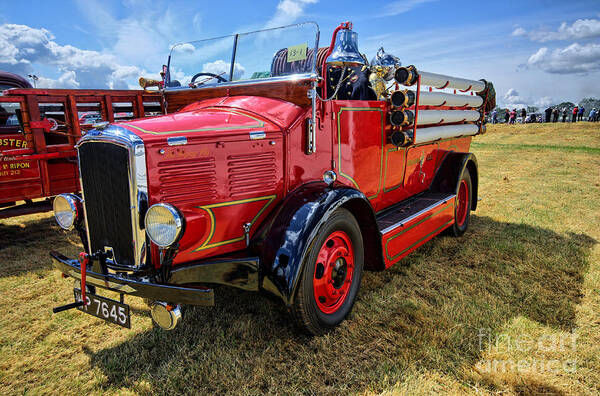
[377,192,456,268]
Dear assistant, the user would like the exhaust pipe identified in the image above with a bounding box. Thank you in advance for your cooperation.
[150,301,182,330]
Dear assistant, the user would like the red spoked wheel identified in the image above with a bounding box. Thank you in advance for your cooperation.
[313,231,355,314]
[451,168,472,237]
[292,208,364,335]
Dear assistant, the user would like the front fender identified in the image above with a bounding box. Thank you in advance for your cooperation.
[253,182,375,306]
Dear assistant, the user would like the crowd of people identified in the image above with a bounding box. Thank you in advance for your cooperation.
[489,105,599,124]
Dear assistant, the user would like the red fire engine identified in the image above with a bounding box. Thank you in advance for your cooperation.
[50,22,495,335]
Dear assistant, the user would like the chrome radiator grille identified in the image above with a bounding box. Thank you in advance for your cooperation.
[78,142,135,267]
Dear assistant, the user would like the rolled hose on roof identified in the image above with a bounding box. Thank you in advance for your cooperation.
[270,47,329,77]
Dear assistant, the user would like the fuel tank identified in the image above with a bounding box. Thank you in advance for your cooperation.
[119,96,307,264]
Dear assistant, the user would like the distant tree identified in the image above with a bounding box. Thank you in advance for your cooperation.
[556,101,575,112]
[579,98,600,116]
[527,105,539,114]
[494,106,508,122]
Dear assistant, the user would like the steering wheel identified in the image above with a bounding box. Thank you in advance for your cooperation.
[190,72,227,85]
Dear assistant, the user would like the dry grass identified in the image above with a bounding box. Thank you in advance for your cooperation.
[1,122,599,395]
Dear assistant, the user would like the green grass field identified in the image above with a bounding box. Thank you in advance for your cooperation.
[1,122,599,395]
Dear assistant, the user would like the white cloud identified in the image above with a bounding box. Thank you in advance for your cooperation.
[527,43,600,74]
[502,88,528,107]
[202,60,245,80]
[0,23,146,89]
[535,96,555,108]
[380,0,436,17]
[517,19,600,42]
[511,27,526,37]
[264,0,318,28]
[173,43,196,54]
[500,89,557,109]
[37,71,79,89]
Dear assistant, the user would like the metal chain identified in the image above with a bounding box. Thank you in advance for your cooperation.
[316,67,348,102]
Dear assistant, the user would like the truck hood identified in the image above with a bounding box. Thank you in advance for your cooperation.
[119,95,305,144]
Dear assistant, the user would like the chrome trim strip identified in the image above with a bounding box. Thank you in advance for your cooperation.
[249,131,266,140]
[167,136,187,146]
[77,125,148,269]
[380,194,456,235]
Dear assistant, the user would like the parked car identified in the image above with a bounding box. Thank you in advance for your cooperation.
[50,22,494,335]
[78,112,103,126]
[0,71,32,91]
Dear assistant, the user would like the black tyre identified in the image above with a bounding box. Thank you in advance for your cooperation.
[451,168,472,237]
[291,208,364,335]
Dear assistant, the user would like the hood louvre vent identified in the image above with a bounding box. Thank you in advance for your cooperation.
[158,157,217,204]
[228,152,277,197]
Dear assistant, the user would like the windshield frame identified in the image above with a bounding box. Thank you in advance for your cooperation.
[164,21,320,91]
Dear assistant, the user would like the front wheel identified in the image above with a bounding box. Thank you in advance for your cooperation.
[291,208,364,335]
[450,168,472,237]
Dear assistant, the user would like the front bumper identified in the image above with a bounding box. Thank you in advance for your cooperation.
[51,251,215,306]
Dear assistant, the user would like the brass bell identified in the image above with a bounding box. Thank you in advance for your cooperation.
[326,29,364,67]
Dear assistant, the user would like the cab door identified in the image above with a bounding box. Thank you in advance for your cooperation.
[332,100,386,210]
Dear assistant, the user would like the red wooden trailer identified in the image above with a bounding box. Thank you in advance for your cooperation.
[0,89,163,219]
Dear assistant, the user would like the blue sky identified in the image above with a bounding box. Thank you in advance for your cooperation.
[1,0,599,108]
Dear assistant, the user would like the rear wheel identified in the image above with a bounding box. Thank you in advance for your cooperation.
[292,208,363,335]
[451,168,472,236]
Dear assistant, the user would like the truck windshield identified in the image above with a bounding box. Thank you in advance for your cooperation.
[166,22,319,88]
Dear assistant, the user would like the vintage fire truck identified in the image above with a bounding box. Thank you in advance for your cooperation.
[51,22,494,335]
[0,81,162,219]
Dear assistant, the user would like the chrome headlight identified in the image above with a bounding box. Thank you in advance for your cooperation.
[53,194,82,230]
[144,203,184,248]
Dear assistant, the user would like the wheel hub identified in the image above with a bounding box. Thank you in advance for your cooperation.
[313,231,355,314]
[331,257,347,289]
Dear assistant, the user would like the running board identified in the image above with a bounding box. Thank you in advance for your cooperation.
[377,192,456,268]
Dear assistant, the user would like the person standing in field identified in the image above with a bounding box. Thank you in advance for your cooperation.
[552,107,559,122]
[572,106,578,122]
[504,109,510,123]
[578,106,585,121]
[509,109,516,124]
[491,109,498,124]
[545,107,552,122]
[588,108,596,122]
[562,108,567,122]
[520,108,526,123]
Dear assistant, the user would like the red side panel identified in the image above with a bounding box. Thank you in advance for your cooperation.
[381,198,456,268]
[46,160,79,195]
[0,134,42,202]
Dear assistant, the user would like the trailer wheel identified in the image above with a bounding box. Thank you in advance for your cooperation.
[451,168,472,236]
[292,208,364,335]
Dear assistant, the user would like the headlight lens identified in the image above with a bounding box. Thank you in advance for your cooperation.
[145,203,184,247]
[53,194,81,230]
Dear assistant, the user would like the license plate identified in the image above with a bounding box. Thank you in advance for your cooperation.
[73,288,131,328]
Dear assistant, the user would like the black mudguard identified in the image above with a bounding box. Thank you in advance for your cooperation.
[252,181,381,306]
[430,152,479,210]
